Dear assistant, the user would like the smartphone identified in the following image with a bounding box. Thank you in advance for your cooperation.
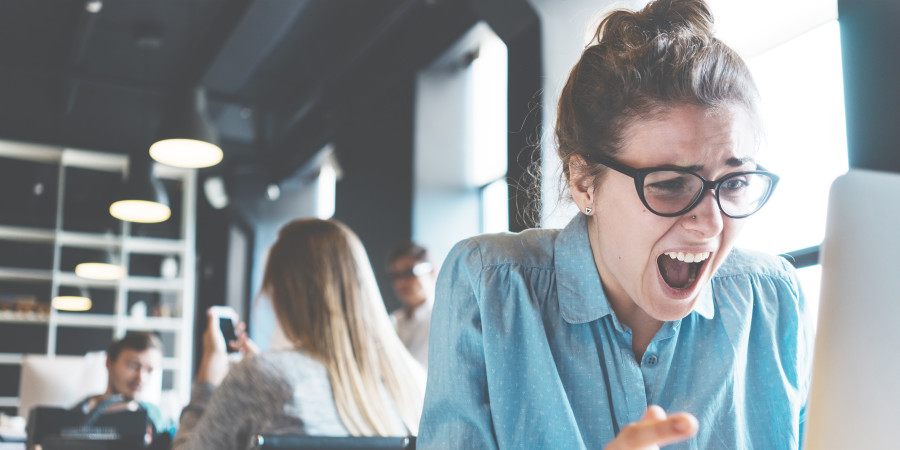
[210,306,240,353]
[219,317,239,353]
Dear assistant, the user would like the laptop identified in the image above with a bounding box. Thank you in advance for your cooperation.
[803,169,900,449]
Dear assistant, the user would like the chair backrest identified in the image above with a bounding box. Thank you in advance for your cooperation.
[18,351,163,420]
[252,434,416,450]
[18,352,109,420]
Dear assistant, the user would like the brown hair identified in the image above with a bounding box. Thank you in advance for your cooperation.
[385,240,429,268]
[555,0,760,188]
[261,218,424,436]
[107,332,162,362]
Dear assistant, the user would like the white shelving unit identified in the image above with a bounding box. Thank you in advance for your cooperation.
[0,140,196,412]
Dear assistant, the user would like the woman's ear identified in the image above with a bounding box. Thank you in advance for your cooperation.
[568,155,595,213]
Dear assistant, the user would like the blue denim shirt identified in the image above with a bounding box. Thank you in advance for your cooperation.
[418,214,810,449]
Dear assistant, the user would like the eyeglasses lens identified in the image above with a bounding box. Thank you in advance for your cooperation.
[642,171,774,217]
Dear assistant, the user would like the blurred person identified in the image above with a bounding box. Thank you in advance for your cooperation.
[72,331,174,443]
[386,241,436,368]
[173,218,425,450]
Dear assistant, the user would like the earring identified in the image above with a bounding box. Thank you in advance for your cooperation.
[691,215,697,220]
[584,207,593,215]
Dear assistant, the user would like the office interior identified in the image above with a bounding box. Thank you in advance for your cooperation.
[0,0,897,439]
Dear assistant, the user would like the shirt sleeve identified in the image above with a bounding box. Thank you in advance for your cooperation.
[417,239,497,449]
[171,357,292,450]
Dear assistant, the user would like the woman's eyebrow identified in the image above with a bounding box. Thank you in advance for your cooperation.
[664,156,753,172]
[726,156,755,167]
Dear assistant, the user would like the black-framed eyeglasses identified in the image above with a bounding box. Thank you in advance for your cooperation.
[585,154,780,218]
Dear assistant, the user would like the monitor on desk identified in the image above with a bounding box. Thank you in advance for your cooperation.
[803,169,900,449]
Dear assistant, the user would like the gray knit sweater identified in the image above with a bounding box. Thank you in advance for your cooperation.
[172,350,403,450]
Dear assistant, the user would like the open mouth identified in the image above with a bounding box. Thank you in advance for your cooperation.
[657,251,710,290]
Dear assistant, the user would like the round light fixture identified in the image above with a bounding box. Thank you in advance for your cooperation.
[149,139,223,169]
[75,262,125,280]
[52,296,93,312]
[110,199,171,223]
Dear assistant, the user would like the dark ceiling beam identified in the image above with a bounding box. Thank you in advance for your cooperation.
[270,0,425,152]
[266,0,480,182]
[64,2,101,115]
[170,0,255,91]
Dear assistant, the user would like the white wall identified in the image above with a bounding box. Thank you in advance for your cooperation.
[412,23,497,270]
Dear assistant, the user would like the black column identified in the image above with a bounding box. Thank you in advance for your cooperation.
[332,79,415,313]
[839,0,900,172]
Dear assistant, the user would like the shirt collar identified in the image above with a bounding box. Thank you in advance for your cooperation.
[555,214,613,324]
[554,213,716,324]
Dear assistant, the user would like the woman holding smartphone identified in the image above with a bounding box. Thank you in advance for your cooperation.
[172,219,425,449]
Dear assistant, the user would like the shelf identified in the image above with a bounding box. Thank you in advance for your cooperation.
[54,313,115,328]
[0,268,52,282]
[0,225,55,243]
[55,273,184,291]
[55,273,117,289]
[0,227,185,255]
[0,354,23,364]
[124,277,184,292]
[52,313,185,331]
[0,312,48,324]
[56,230,122,249]
[123,316,184,332]
[0,143,197,410]
[124,236,186,254]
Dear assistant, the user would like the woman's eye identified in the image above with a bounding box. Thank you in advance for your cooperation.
[722,178,750,192]
[646,176,692,194]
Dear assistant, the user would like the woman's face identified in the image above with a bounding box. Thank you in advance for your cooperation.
[575,103,758,323]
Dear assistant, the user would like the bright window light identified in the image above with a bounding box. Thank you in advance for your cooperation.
[469,34,508,187]
[481,179,509,234]
[316,162,336,219]
[735,20,848,321]
[737,20,848,255]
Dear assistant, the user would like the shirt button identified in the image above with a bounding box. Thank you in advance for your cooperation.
[646,355,658,365]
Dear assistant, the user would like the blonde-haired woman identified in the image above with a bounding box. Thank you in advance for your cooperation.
[173,218,425,449]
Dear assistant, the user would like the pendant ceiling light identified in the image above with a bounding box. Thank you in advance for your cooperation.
[149,87,223,169]
[75,249,124,280]
[75,262,125,280]
[110,155,171,223]
[52,287,93,312]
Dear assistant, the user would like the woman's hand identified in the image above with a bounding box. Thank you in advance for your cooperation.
[230,321,259,356]
[604,405,698,450]
[196,309,229,385]
[196,309,260,386]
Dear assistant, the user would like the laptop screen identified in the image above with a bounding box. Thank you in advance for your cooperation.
[803,169,900,448]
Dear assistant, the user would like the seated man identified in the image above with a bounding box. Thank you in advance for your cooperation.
[386,241,436,368]
[72,331,175,443]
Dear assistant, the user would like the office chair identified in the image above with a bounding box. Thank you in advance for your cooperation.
[252,434,415,450]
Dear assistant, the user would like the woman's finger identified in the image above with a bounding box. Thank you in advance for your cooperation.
[607,409,698,450]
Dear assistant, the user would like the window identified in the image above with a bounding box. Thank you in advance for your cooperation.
[734,20,848,328]
[470,33,509,234]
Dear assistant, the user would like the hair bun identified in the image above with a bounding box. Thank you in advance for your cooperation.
[594,0,715,51]
[644,0,714,37]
